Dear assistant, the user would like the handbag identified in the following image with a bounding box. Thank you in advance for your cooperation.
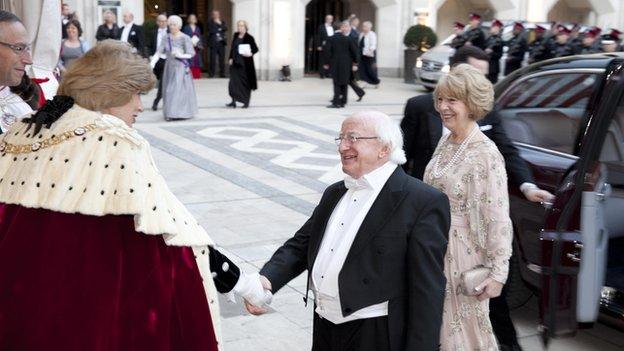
[458,265,491,296]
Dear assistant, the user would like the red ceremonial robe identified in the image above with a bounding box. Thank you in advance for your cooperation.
[0,204,219,351]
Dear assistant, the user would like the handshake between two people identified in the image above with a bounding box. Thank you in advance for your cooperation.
[232,272,273,313]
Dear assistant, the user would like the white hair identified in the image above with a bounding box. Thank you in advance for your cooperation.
[363,21,373,29]
[349,111,407,165]
[168,15,183,28]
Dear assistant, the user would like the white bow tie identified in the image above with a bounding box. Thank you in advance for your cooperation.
[344,176,369,190]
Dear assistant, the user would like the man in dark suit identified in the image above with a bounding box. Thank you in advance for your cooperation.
[147,14,168,111]
[339,21,366,103]
[316,14,334,79]
[247,111,450,351]
[120,11,145,56]
[207,10,228,78]
[400,46,554,351]
[324,21,360,108]
[349,16,360,40]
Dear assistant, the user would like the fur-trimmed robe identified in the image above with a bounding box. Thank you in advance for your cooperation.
[0,105,224,350]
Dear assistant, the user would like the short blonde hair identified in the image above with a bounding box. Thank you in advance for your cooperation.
[58,40,155,111]
[237,20,248,31]
[434,63,494,121]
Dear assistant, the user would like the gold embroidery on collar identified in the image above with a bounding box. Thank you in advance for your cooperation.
[0,123,98,154]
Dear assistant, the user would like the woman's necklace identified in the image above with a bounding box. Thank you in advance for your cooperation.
[432,126,479,178]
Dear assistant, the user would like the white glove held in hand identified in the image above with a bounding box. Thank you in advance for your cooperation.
[233,272,273,307]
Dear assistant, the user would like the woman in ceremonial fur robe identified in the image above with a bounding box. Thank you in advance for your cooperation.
[0,40,269,351]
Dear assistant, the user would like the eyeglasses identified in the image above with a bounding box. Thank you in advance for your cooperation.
[334,134,379,145]
[0,41,32,55]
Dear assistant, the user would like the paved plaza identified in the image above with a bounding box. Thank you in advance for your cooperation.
[136,77,624,351]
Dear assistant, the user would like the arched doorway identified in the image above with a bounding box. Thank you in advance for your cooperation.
[436,0,495,41]
[547,0,594,24]
[304,0,376,75]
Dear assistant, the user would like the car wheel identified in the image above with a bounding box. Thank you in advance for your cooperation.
[506,241,534,310]
[425,86,435,92]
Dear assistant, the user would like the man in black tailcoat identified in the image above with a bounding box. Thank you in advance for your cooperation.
[147,14,168,111]
[207,10,228,78]
[324,21,360,108]
[316,14,334,79]
[247,110,450,351]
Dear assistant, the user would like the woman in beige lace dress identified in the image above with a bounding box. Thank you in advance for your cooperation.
[424,64,513,351]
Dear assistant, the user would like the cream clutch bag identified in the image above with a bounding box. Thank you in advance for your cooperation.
[458,265,491,296]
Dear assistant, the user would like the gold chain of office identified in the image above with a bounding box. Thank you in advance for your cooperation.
[0,124,98,154]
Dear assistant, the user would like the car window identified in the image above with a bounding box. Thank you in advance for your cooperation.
[497,72,599,154]
[499,73,597,109]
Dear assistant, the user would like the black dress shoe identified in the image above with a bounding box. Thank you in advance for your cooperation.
[242,104,249,108]
[225,102,236,108]
[357,93,365,102]
[326,104,341,108]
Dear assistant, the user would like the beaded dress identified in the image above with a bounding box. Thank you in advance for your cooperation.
[424,127,513,351]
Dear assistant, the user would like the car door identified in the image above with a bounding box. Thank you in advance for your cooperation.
[539,60,624,342]
[496,69,602,289]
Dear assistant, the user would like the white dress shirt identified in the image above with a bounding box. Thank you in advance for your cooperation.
[312,161,397,324]
[325,24,334,37]
[121,22,133,43]
[156,28,167,59]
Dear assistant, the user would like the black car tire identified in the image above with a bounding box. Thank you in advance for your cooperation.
[506,240,534,310]
[425,86,435,92]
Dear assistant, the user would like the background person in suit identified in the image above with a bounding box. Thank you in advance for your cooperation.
[323,21,359,108]
[95,10,120,42]
[207,10,228,78]
[349,16,360,40]
[247,110,451,351]
[120,10,145,56]
[148,14,168,111]
[316,14,334,79]
[400,45,553,351]
[61,2,77,39]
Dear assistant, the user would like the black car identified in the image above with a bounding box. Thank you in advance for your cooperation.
[493,53,624,341]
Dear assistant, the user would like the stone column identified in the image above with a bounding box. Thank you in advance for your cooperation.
[372,0,402,77]
[232,0,307,81]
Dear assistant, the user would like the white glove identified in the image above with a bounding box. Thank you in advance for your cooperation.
[233,272,273,307]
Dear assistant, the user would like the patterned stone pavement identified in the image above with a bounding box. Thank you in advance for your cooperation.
[135,77,624,351]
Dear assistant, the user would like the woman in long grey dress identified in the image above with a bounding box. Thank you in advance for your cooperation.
[423,64,512,351]
[159,15,198,121]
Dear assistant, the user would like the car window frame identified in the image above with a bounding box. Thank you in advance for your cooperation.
[497,68,605,158]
